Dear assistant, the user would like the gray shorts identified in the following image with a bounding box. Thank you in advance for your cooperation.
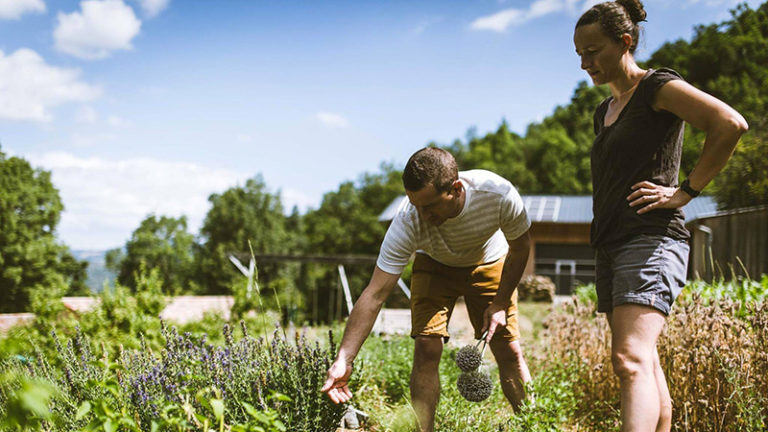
[595,234,689,315]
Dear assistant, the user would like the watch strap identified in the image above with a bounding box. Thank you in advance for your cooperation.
[680,179,700,197]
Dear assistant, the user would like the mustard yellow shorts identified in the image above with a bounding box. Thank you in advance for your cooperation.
[410,253,520,342]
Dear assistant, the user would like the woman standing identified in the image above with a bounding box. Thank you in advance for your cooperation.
[573,1,748,431]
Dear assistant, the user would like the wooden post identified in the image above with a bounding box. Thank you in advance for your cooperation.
[228,255,256,298]
[336,277,343,322]
[397,278,411,299]
[328,279,335,323]
[338,265,354,314]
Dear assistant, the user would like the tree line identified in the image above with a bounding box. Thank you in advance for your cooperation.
[2,2,765,315]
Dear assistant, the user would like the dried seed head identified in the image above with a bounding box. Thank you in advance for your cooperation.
[456,370,493,402]
[455,345,482,372]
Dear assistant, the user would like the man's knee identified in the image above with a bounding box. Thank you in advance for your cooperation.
[413,336,443,367]
[489,339,524,365]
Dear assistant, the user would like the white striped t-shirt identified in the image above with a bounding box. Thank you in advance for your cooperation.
[376,169,530,274]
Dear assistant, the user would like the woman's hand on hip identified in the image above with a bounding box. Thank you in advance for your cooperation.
[627,180,691,214]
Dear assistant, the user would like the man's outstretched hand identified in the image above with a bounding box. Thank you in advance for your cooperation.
[321,360,354,404]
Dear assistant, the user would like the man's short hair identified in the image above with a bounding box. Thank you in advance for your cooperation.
[402,147,458,193]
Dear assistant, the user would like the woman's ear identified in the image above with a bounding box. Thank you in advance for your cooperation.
[621,33,633,53]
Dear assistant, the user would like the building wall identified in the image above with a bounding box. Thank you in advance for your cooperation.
[530,222,591,244]
[528,222,594,294]
[687,207,768,281]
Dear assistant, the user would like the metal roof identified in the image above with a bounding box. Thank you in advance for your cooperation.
[524,196,591,223]
[378,195,409,222]
[378,194,718,224]
[682,195,719,221]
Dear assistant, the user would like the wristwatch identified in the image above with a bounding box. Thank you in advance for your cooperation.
[680,179,700,198]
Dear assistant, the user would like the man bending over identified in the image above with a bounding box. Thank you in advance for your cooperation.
[321,147,533,432]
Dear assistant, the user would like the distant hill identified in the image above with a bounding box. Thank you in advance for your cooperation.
[72,250,116,292]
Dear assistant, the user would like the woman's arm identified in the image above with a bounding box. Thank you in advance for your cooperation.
[654,80,748,191]
[628,80,749,214]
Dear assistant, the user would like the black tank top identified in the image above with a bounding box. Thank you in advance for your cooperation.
[590,68,690,247]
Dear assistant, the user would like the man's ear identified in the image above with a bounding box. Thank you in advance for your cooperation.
[449,179,462,196]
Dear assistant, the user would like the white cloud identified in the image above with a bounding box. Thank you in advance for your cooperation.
[236,133,253,143]
[25,152,318,249]
[528,0,566,18]
[75,105,98,123]
[138,0,168,18]
[74,106,131,127]
[54,0,142,60]
[107,115,131,127]
[0,0,45,20]
[281,188,320,213]
[580,0,602,11]
[315,111,350,129]
[411,17,443,35]
[70,132,117,147]
[470,8,525,32]
[684,0,741,5]
[471,0,592,32]
[26,152,251,249]
[0,49,101,122]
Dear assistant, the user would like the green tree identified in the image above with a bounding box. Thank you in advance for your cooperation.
[646,3,768,129]
[524,125,587,194]
[645,2,768,190]
[711,131,768,209]
[521,81,609,194]
[0,148,87,312]
[439,82,608,194]
[197,176,296,297]
[436,2,765,203]
[444,121,536,192]
[301,163,405,321]
[106,214,197,294]
[303,163,403,257]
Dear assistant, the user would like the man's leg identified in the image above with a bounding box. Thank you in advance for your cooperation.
[464,256,531,411]
[489,338,531,410]
[411,336,444,432]
[609,304,667,432]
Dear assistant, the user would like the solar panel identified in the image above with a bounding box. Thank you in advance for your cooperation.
[525,196,561,222]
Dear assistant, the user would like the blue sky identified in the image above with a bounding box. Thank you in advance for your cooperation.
[1,0,760,249]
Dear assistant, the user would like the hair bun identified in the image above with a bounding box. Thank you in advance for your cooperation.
[617,0,647,23]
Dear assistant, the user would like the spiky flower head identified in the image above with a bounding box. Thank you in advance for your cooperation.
[455,345,483,372]
[456,370,493,402]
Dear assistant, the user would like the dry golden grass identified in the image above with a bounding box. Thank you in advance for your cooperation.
[542,292,768,431]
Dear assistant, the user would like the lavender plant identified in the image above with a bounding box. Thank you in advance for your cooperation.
[116,321,344,431]
[1,321,344,431]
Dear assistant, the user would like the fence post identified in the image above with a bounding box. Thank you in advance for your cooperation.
[338,264,354,315]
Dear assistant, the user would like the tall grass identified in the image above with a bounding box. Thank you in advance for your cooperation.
[0,265,345,431]
[543,277,768,431]
[2,276,766,431]
[0,322,344,431]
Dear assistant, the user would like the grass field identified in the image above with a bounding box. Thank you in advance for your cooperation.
[1,278,766,431]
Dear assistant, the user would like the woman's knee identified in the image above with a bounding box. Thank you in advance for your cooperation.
[611,347,653,381]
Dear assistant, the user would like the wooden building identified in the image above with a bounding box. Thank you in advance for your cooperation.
[380,195,718,294]
[686,205,768,281]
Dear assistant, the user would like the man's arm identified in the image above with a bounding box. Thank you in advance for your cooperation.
[321,266,400,404]
[482,230,531,342]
